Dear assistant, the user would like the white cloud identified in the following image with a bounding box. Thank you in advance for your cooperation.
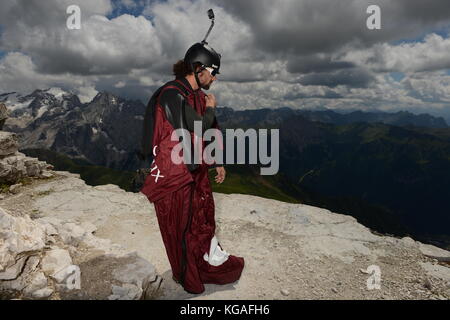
[0,51,98,97]
[342,33,450,73]
[145,0,253,62]
[114,81,126,88]
[402,71,450,103]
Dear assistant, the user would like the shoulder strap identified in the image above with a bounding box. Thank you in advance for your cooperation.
[174,79,193,94]
[159,79,192,99]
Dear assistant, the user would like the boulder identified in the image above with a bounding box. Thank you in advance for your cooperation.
[0,207,162,300]
[0,133,54,184]
[23,272,49,298]
[0,132,18,157]
[0,208,46,276]
[41,249,73,276]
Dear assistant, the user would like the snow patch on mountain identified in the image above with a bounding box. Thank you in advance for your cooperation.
[45,87,68,100]
[76,86,98,104]
[0,92,33,113]
[35,105,48,119]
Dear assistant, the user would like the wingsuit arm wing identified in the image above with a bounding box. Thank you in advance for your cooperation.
[159,88,216,134]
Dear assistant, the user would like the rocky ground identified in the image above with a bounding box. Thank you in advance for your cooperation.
[1,169,449,300]
[0,132,161,300]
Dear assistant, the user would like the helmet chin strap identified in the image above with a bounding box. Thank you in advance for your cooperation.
[194,71,202,90]
[194,66,207,90]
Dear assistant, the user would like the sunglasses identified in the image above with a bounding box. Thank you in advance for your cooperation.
[205,67,220,77]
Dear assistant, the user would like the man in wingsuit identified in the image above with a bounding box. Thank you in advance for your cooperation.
[140,42,245,294]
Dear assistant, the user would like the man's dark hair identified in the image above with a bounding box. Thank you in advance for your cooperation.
[172,60,202,79]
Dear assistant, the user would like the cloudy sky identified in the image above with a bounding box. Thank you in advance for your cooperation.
[1,0,450,122]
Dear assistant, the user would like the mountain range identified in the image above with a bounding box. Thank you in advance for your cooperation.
[2,88,448,172]
[2,87,450,249]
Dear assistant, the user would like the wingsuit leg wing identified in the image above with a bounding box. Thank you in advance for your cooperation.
[153,165,244,294]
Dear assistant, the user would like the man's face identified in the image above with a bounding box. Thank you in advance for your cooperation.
[197,67,217,90]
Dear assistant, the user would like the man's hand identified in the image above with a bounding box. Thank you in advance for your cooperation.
[205,93,217,108]
[214,166,226,184]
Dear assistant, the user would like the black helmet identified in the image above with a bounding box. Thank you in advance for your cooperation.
[184,42,221,76]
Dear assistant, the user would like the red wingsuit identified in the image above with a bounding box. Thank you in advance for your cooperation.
[140,78,244,294]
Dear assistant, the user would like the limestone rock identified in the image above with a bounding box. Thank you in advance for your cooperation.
[31,287,54,299]
[280,289,290,296]
[110,251,160,300]
[9,183,22,194]
[0,202,161,300]
[79,221,97,235]
[0,132,19,157]
[52,265,81,292]
[41,249,73,276]
[0,132,53,184]
[70,251,160,300]
[0,102,9,122]
[1,255,41,292]
[401,237,419,248]
[56,223,89,247]
[40,171,54,178]
[420,262,450,283]
[418,243,450,261]
[0,207,46,273]
[23,256,40,274]
[110,283,141,300]
[0,256,28,280]
[38,221,59,237]
[23,272,48,297]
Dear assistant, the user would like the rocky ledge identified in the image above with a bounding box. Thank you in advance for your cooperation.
[0,169,449,300]
[0,131,162,300]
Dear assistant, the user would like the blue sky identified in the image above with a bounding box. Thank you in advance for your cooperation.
[107,0,147,19]
[389,72,405,82]
[390,24,450,45]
